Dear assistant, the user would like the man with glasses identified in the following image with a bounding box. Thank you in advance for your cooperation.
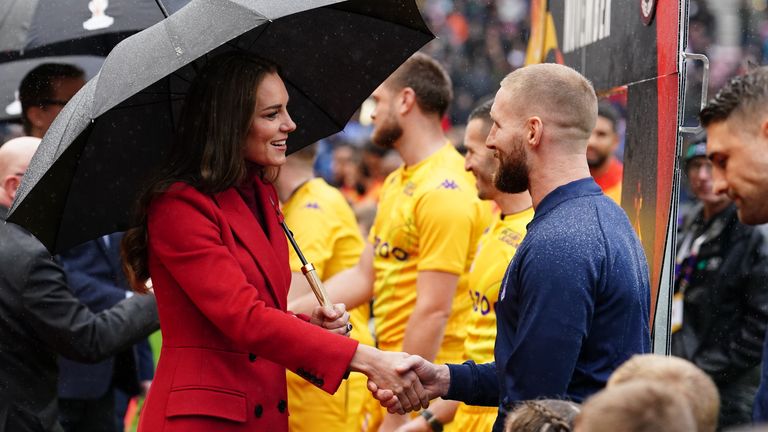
[671,140,768,428]
[19,63,86,139]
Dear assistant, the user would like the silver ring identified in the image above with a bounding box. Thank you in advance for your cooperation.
[345,323,353,333]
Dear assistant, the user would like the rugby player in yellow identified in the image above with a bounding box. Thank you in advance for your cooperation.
[276,145,375,432]
[290,53,490,431]
[398,100,534,432]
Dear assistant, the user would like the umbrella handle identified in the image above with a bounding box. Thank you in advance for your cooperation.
[301,263,333,308]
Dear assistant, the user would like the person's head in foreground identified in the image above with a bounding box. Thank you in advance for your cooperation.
[487,63,597,196]
[123,52,296,292]
[504,399,581,432]
[608,354,719,432]
[574,381,696,432]
[700,66,768,225]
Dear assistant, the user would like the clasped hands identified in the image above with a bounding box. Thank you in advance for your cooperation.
[309,304,450,414]
[352,346,451,415]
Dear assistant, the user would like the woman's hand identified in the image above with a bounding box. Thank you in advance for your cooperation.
[309,303,351,336]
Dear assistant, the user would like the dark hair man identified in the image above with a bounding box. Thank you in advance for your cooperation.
[700,66,768,422]
[670,140,768,428]
[587,102,623,203]
[373,63,651,432]
[19,63,85,138]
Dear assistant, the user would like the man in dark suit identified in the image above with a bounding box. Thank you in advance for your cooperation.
[0,136,159,432]
[56,233,155,432]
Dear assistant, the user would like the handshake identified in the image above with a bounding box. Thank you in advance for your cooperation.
[351,345,451,414]
[311,304,450,413]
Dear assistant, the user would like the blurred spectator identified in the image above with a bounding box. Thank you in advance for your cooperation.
[504,400,580,432]
[575,381,697,432]
[672,141,768,429]
[608,354,720,432]
[588,102,624,204]
[19,63,85,138]
[18,63,154,432]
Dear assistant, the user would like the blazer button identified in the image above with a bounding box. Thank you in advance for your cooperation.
[254,404,263,418]
[278,400,287,413]
[249,353,257,362]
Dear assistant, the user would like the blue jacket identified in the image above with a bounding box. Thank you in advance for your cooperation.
[57,233,154,399]
[446,178,651,431]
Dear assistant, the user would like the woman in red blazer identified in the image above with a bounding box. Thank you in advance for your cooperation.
[121,53,428,432]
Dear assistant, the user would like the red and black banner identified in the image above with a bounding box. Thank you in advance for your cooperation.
[526,0,682,320]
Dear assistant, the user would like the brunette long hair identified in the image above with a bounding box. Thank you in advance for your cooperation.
[122,52,278,292]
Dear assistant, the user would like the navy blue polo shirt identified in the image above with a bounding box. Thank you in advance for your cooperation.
[445,178,651,431]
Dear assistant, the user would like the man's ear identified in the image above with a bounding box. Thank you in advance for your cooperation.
[2,175,21,201]
[760,116,768,141]
[399,87,416,115]
[526,116,544,148]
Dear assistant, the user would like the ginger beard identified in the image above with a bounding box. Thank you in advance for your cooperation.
[494,134,530,194]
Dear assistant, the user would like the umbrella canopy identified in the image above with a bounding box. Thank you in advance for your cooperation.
[8,0,433,253]
[0,0,190,61]
[0,56,103,121]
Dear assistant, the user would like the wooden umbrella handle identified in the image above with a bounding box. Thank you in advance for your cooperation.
[301,263,333,308]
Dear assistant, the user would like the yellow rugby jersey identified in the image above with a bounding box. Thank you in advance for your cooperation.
[368,143,490,361]
[283,178,373,432]
[464,206,534,363]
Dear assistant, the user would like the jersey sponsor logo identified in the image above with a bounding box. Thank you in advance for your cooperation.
[438,179,459,190]
[403,182,416,196]
[469,289,496,316]
[499,228,523,248]
[372,236,410,262]
[304,202,320,209]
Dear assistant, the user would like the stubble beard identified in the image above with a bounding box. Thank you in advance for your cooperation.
[371,114,402,150]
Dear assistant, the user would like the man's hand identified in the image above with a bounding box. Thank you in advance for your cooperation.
[309,303,351,336]
[351,346,430,414]
[370,355,451,412]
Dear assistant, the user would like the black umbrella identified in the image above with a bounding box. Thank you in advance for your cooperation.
[8,0,433,254]
[0,56,103,122]
[0,0,190,62]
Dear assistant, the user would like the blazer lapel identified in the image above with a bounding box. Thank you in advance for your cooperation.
[213,188,287,310]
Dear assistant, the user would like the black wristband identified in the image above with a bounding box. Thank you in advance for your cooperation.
[419,410,444,432]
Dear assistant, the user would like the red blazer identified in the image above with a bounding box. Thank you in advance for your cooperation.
[137,180,358,432]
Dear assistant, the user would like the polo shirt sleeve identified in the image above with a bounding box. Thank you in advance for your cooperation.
[445,361,500,406]
[414,187,476,275]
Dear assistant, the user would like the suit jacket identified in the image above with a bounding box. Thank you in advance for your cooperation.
[57,233,155,399]
[137,181,358,432]
[0,222,159,432]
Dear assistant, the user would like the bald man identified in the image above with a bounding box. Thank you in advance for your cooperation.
[374,64,651,432]
[0,136,40,218]
[0,136,159,431]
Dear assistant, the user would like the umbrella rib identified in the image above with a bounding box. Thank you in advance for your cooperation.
[245,21,270,51]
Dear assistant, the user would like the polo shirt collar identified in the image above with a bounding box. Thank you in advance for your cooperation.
[532,177,602,223]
